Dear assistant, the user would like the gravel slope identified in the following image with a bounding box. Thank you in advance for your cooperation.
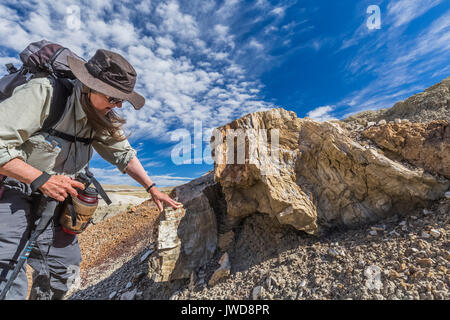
[67,195,449,300]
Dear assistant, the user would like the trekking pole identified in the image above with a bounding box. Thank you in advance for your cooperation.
[0,197,58,300]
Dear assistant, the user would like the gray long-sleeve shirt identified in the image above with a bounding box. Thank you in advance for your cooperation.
[0,77,137,177]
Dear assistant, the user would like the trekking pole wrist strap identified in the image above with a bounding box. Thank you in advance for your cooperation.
[30,172,51,192]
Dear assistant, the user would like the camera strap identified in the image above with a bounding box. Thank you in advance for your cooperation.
[72,104,111,205]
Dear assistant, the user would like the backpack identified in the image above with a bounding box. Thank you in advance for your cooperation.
[0,40,85,132]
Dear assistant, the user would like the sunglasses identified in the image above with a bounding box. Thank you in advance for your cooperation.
[90,89,123,105]
[106,96,123,105]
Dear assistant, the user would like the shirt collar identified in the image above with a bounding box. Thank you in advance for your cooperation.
[72,80,88,121]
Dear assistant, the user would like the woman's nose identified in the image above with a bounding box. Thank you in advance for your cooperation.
[115,101,123,108]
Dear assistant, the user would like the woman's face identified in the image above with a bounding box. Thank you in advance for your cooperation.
[89,91,123,116]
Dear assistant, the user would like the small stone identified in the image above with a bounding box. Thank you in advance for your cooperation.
[109,291,117,299]
[169,291,180,300]
[389,270,402,278]
[299,279,307,287]
[369,230,377,236]
[328,248,340,257]
[399,262,407,272]
[378,120,387,125]
[252,286,263,300]
[120,289,137,300]
[389,230,400,237]
[265,276,273,290]
[423,209,432,215]
[417,240,427,249]
[367,121,376,127]
[410,271,424,280]
[437,265,447,273]
[394,118,402,124]
[132,271,146,283]
[140,249,155,263]
[421,231,431,239]
[417,258,432,268]
[429,229,441,238]
[405,247,419,255]
[208,253,231,286]
[445,191,450,199]
[125,281,132,289]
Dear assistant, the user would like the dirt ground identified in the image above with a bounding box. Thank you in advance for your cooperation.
[63,194,449,300]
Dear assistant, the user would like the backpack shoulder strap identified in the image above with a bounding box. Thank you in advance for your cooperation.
[41,77,74,132]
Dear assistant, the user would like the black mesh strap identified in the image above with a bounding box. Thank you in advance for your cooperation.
[47,128,93,145]
[30,172,51,192]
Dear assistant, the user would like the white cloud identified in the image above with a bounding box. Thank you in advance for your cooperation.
[337,6,450,116]
[306,105,336,122]
[387,0,443,27]
[270,6,286,17]
[249,39,264,51]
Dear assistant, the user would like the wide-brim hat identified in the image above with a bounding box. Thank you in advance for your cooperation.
[68,50,145,110]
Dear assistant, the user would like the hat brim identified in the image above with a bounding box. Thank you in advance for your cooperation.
[68,56,145,110]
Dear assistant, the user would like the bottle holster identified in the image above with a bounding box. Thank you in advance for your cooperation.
[59,195,98,234]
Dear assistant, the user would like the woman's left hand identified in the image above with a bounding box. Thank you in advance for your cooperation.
[149,187,183,212]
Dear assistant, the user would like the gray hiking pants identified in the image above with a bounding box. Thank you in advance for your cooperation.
[0,183,81,300]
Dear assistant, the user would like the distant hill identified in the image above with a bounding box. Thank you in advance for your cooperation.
[343,76,450,125]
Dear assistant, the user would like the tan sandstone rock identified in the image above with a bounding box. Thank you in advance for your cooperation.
[213,108,449,233]
[362,120,450,179]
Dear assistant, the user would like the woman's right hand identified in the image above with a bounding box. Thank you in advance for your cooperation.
[39,175,85,202]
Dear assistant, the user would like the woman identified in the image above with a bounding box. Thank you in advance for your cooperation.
[0,49,182,299]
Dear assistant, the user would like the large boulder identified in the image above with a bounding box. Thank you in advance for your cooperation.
[213,108,449,231]
[213,108,318,235]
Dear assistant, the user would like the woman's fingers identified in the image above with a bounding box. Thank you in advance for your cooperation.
[39,175,85,202]
[150,191,183,212]
[154,198,163,212]
[69,178,85,190]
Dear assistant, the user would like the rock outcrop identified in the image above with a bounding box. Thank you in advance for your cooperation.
[153,78,450,283]
[294,119,448,228]
[362,120,450,179]
[343,76,450,125]
[152,172,225,281]
[213,110,448,232]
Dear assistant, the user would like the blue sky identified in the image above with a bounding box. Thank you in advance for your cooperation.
[0,0,449,187]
